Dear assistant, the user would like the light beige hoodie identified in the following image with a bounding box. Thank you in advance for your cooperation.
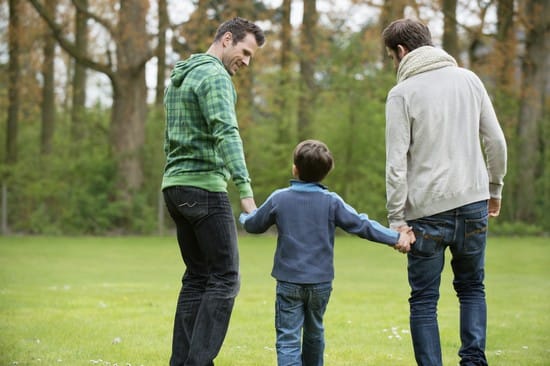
[385,46,507,228]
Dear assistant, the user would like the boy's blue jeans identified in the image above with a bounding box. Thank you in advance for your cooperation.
[407,200,489,366]
[163,186,240,366]
[275,281,332,366]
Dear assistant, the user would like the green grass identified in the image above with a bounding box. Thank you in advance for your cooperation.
[0,235,549,365]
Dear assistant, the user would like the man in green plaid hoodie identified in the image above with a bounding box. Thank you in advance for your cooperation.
[162,17,265,366]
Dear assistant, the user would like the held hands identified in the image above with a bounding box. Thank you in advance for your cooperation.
[240,197,257,214]
[394,226,416,254]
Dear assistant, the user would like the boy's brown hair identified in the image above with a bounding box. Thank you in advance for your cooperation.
[293,140,334,183]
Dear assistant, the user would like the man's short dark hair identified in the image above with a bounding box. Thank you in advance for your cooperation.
[214,17,265,47]
[293,140,334,183]
[382,18,433,52]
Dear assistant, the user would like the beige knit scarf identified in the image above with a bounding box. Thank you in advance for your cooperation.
[396,46,457,83]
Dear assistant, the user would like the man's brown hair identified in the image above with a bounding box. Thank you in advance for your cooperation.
[214,17,265,47]
[382,18,433,52]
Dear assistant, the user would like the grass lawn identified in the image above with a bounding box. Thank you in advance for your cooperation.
[0,235,549,365]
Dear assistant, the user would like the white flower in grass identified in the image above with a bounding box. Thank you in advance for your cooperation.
[112,337,122,344]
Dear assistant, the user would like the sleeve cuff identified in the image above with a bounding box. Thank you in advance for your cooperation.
[390,220,408,231]
[489,183,503,199]
[237,182,253,199]
[238,213,248,225]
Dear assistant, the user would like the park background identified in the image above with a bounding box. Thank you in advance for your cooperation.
[0,2,549,365]
[0,0,548,235]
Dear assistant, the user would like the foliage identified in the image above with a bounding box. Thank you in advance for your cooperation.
[0,235,549,365]
[1,1,548,235]
[489,220,545,237]
[2,107,161,235]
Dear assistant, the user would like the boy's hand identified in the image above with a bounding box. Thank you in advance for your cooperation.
[394,226,416,254]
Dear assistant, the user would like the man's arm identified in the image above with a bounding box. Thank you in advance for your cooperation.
[199,73,254,199]
[479,84,507,201]
[385,94,411,229]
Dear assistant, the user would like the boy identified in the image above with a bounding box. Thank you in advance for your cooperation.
[239,139,414,366]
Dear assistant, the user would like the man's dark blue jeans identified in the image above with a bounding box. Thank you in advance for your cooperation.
[163,186,240,366]
[407,200,489,366]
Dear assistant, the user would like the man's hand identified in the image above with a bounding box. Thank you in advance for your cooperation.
[488,198,501,217]
[394,225,416,254]
[240,197,257,214]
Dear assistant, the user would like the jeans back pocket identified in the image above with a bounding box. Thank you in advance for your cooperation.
[462,215,488,255]
[410,219,446,257]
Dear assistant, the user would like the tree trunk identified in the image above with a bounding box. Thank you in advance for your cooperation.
[3,0,21,234]
[442,0,459,59]
[276,0,292,145]
[380,0,406,70]
[28,0,153,209]
[71,0,88,140]
[40,0,56,155]
[110,72,147,199]
[496,0,516,90]
[155,0,168,106]
[110,0,150,199]
[6,0,20,167]
[298,0,318,141]
[515,0,550,221]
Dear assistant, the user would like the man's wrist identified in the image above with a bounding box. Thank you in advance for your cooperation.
[390,221,407,231]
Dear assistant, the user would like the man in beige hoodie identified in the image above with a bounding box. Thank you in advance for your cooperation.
[382,19,507,366]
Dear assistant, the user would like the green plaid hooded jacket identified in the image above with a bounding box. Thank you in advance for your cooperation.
[162,54,253,198]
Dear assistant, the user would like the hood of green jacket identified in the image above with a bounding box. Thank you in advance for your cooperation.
[170,54,224,87]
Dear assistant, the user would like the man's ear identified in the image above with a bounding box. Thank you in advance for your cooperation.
[222,32,233,47]
[397,44,409,60]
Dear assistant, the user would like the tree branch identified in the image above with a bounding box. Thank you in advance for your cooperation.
[71,0,115,35]
[27,0,114,78]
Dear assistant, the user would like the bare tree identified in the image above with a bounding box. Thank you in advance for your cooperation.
[379,0,407,69]
[40,0,56,155]
[172,0,215,56]
[276,0,293,143]
[442,0,459,59]
[28,0,155,204]
[3,0,22,234]
[515,0,550,221]
[155,0,168,106]
[71,0,88,140]
[298,0,318,140]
